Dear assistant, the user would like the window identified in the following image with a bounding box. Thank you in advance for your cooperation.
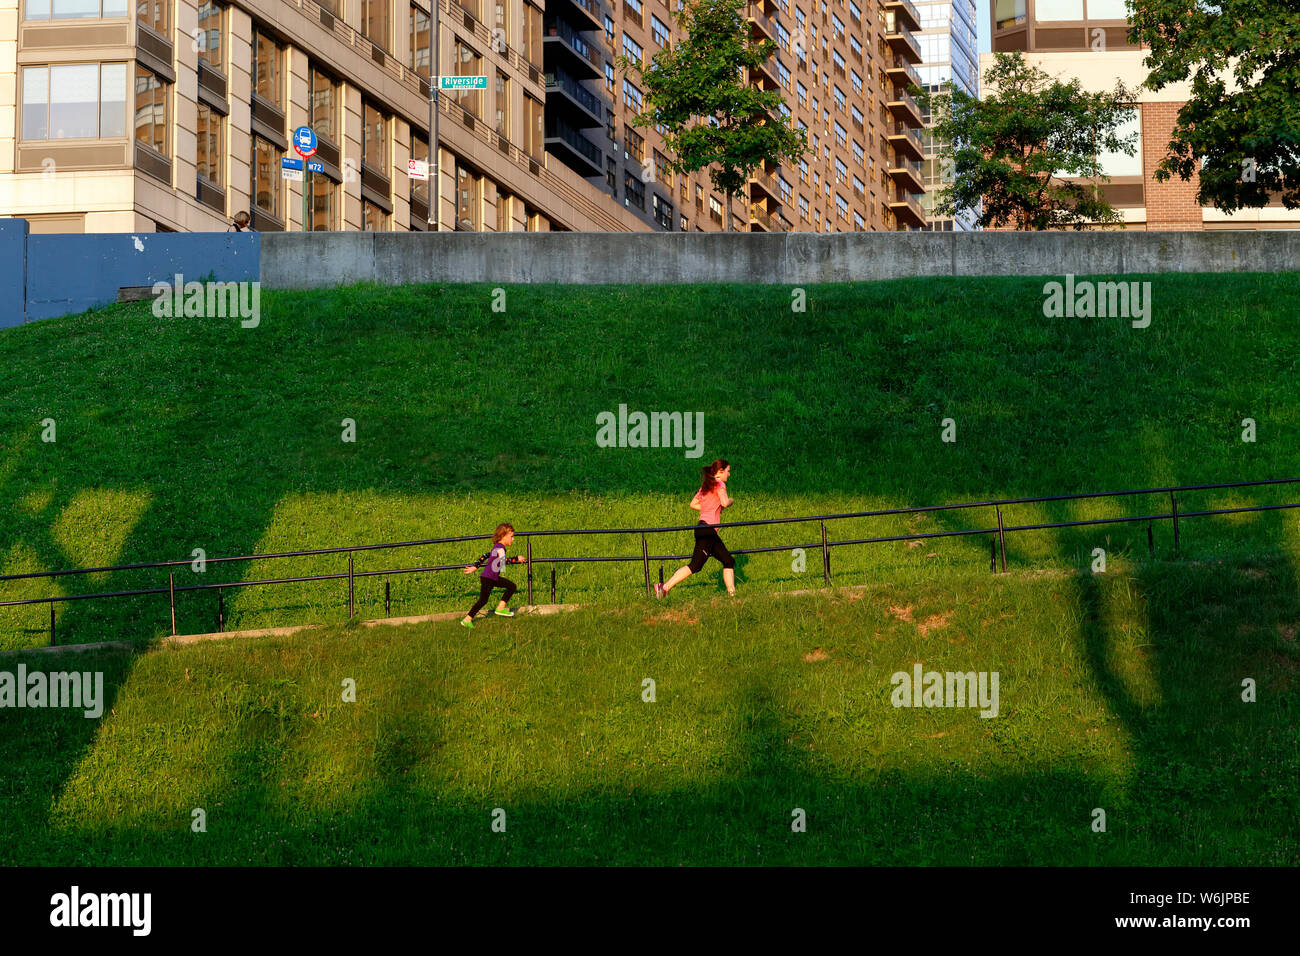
[832,50,845,73]
[310,174,336,230]
[624,170,645,210]
[796,81,806,107]
[26,0,127,18]
[606,107,616,140]
[252,28,282,108]
[831,13,843,36]
[605,62,615,92]
[625,0,643,25]
[310,67,337,143]
[851,104,863,127]
[494,0,509,45]
[622,79,642,112]
[651,14,669,47]
[798,157,808,183]
[21,63,127,141]
[624,127,644,162]
[1036,0,1083,19]
[848,0,860,21]
[850,70,862,94]
[708,194,722,223]
[524,2,543,65]
[622,34,643,65]
[496,190,513,231]
[776,23,789,51]
[798,195,809,220]
[994,0,1025,29]
[833,85,845,112]
[778,102,790,121]
[853,211,865,230]
[606,156,617,191]
[361,0,389,50]
[136,0,166,34]
[777,61,790,88]
[410,5,431,78]
[196,101,222,186]
[362,100,388,171]
[778,175,791,200]
[363,200,388,231]
[852,174,865,194]
[1088,0,1129,17]
[524,94,544,157]
[456,159,481,229]
[196,2,224,72]
[653,193,673,229]
[454,38,483,115]
[410,131,429,209]
[832,122,845,147]
[653,149,672,187]
[836,194,847,219]
[252,135,282,221]
[134,65,168,155]
[852,139,864,165]
[848,34,862,57]
[1096,108,1142,177]
[604,14,614,41]
[834,157,847,181]
[496,71,510,135]
[795,6,804,29]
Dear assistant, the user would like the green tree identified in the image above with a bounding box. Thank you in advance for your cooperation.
[621,0,806,231]
[922,52,1140,230]
[1129,0,1300,212]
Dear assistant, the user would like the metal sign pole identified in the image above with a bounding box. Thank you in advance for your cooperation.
[429,0,440,230]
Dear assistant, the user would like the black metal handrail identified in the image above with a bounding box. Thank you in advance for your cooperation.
[3,477,1298,645]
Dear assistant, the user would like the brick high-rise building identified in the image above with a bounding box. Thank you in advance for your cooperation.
[986,0,1297,230]
[0,0,927,234]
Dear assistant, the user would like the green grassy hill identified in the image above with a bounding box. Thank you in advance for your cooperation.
[2,275,1298,866]
[1,276,1298,647]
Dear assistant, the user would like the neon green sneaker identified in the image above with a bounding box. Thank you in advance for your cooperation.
[460,617,474,629]
[494,608,516,617]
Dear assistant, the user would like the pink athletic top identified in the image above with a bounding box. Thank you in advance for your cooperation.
[696,482,726,525]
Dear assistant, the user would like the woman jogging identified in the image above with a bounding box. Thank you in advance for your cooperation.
[655,459,736,598]
[461,523,525,628]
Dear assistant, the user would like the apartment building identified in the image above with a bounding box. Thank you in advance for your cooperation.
[914,0,974,230]
[0,0,927,234]
[988,0,1298,230]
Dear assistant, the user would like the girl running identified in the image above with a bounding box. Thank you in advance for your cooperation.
[655,459,736,598]
[461,523,526,628]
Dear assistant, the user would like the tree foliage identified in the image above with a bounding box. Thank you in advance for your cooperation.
[922,52,1139,230]
[1129,0,1300,212]
[621,0,806,229]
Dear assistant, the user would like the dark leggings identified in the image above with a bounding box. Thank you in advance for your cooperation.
[687,522,735,573]
[467,576,517,617]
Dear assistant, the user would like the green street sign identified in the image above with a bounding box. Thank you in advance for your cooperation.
[440,75,488,90]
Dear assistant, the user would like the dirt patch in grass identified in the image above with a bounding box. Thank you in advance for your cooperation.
[918,612,953,636]
[803,647,830,663]
[888,605,914,623]
[643,610,700,626]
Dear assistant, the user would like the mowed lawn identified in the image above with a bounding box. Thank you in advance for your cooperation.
[2,562,1296,866]
[1,275,1298,647]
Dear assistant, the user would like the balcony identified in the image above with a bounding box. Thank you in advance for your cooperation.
[885,56,922,92]
[884,0,921,32]
[749,165,782,203]
[888,156,926,195]
[887,89,924,128]
[751,55,779,90]
[545,115,604,177]
[749,203,773,231]
[747,2,775,42]
[885,17,923,65]
[890,191,926,228]
[553,0,602,31]
[544,18,602,79]
[546,66,605,128]
[888,122,924,162]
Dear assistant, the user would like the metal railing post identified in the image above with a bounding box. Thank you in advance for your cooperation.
[820,522,830,586]
[550,566,556,604]
[641,534,651,595]
[169,572,176,635]
[526,537,534,605]
[990,538,996,573]
[348,553,354,617]
[995,507,1007,572]
[385,579,391,617]
[50,602,55,646]
[1170,492,1180,554]
[1147,520,1154,558]
[218,587,224,633]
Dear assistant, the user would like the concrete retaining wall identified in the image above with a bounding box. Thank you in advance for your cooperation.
[260,229,1300,289]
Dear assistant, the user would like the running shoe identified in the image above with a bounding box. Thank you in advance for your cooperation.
[654,582,665,599]
[494,608,516,617]
[460,618,474,629]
